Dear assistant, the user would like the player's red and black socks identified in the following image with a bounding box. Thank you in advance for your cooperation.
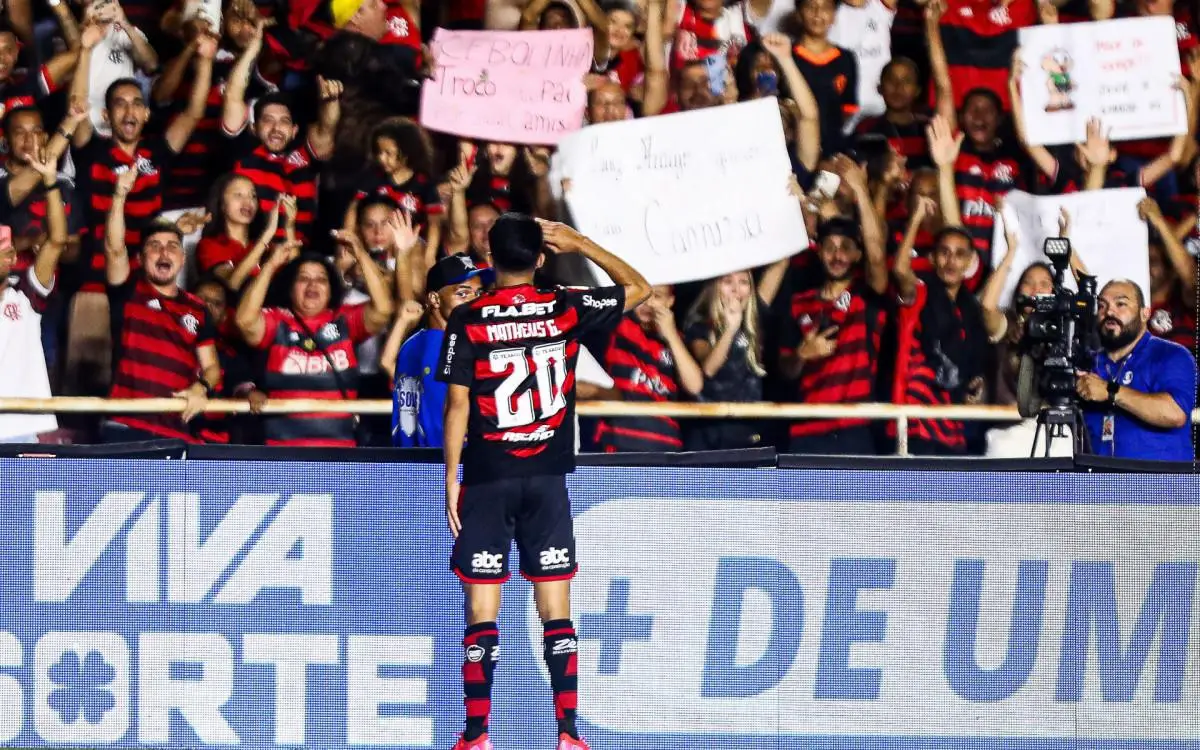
[542,619,580,739]
[462,622,499,741]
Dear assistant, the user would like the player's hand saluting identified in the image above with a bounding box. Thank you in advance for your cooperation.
[536,219,586,254]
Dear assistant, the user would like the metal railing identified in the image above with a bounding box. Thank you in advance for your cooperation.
[0,397,1038,456]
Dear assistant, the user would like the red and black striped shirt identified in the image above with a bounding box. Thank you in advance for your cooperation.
[107,275,216,441]
[255,305,371,447]
[936,0,1036,111]
[596,315,684,453]
[75,135,176,292]
[227,129,321,240]
[355,170,445,223]
[954,139,1025,257]
[780,283,887,438]
[856,114,932,171]
[891,280,969,451]
[0,66,56,155]
[163,51,274,210]
[438,283,626,483]
[0,169,80,239]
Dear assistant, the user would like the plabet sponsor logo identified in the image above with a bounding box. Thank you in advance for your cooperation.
[481,301,556,319]
[526,499,1200,738]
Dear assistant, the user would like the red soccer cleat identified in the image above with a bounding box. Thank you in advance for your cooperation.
[557,732,590,750]
[451,733,493,750]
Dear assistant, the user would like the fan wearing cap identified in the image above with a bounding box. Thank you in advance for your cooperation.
[384,253,492,448]
[330,0,422,54]
[778,155,888,455]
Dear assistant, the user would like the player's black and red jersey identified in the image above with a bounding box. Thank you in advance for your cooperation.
[792,44,858,155]
[75,135,175,292]
[953,140,1025,256]
[594,316,683,452]
[254,304,372,447]
[439,283,626,484]
[780,283,886,438]
[355,171,445,222]
[107,275,216,441]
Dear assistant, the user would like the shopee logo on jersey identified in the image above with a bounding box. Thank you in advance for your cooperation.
[581,294,616,310]
[481,301,557,318]
[281,350,350,375]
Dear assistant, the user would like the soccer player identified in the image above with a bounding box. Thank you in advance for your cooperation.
[438,214,650,750]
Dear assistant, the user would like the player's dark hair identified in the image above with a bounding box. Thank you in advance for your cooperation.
[488,213,544,273]
[2,105,40,138]
[105,78,144,112]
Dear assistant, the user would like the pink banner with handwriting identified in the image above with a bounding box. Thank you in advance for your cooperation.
[420,28,593,146]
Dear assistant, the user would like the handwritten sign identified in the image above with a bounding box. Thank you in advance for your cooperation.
[990,188,1150,308]
[555,97,808,286]
[1017,16,1186,146]
[420,28,593,145]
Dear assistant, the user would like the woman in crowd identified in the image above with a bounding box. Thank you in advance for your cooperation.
[683,258,789,449]
[234,221,395,447]
[196,174,298,291]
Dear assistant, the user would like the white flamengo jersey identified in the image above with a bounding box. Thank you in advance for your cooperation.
[0,266,57,440]
[829,0,896,130]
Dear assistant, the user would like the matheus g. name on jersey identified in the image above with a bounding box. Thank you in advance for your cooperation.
[439,283,625,483]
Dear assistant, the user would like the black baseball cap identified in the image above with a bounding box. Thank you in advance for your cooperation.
[426,253,494,293]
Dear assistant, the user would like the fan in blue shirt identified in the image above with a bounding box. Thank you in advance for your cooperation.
[1077,279,1197,461]
[389,254,492,447]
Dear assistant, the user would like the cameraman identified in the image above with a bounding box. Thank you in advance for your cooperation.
[1076,279,1198,461]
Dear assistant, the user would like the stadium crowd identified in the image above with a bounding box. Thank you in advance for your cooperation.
[0,0,1197,457]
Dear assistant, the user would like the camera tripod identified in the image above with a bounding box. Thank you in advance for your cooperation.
[1030,402,1092,458]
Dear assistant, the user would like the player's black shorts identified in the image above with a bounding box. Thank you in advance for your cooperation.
[451,474,577,584]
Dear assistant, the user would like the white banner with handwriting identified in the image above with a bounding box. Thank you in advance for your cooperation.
[991,188,1149,308]
[555,97,808,285]
[1017,16,1185,146]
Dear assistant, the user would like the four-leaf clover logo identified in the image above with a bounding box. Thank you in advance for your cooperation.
[46,650,116,725]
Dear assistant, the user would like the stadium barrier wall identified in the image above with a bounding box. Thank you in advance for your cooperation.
[2,458,1199,749]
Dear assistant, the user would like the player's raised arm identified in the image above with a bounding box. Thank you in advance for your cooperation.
[536,220,650,312]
